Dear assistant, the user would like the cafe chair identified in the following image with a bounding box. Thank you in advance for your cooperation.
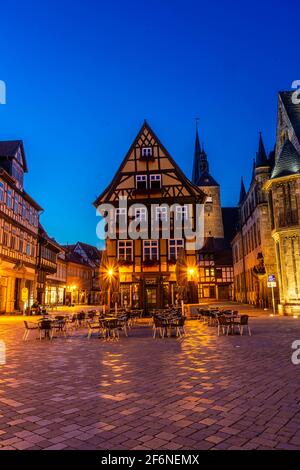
[217,316,231,336]
[23,321,39,341]
[238,315,251,336]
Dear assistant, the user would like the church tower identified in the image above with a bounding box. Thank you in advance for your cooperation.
[192,124,224,239]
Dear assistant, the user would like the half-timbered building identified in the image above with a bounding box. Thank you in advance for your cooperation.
[94,121,206,312]
[0,140,42,313]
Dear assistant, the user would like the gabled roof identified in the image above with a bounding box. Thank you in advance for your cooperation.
[77,242,101,262]
[256,132,269,167]
[271,139,300,179]
[66,251,93,267]
[63,242,101,267]
[0,140,28,172]
[94,121,205,206]
[279,91,300,144]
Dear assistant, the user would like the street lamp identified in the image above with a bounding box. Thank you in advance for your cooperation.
[188,267,195,278]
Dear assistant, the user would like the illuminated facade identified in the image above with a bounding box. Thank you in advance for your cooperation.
[63,243,100,305]
[232,91,300,314]
[94,121,235,311]
[0,141,42,313]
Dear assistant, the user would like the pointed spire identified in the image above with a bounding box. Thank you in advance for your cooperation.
[238,177,246,205]
[256,132,269,167]
[192,120,218,186]
[192,121,202,184]
[251,158,256,181]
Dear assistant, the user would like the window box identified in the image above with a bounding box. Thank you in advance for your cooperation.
[118,258,133,266]
[142,257,159,266]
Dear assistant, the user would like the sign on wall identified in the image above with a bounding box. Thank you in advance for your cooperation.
[21,287,29,302]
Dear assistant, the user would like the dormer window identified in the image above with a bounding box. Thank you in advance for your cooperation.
[141,147,152,158]
[150,174,161,189]
[136,175,147,190]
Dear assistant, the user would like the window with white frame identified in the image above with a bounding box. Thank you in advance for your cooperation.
[136,175,147,190]
[135,207,147,222]
[141,147,152,158]
[143,240,159,261]
[115,207,127,222]
[118,240,133,261]
[0,182,4,202]
[168,239,184,259]
[175,205,188,220]
[155,206,168,221]
[150,174,161,189]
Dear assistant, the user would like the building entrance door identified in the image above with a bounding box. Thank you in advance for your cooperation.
[145,286,158,313]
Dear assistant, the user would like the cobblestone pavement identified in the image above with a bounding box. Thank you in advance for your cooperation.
[1,312,300,450]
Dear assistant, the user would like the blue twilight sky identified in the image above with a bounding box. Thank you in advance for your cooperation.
[0,0,298,246]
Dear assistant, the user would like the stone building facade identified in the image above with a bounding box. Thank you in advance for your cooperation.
[232,91,300,314]
[264,92,300,314]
